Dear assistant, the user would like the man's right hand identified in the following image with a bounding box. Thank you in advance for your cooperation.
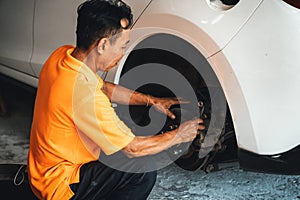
[123,118,205,158]
[174,118,205,145]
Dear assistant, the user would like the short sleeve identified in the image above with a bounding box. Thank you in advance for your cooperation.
[72,72,135,155]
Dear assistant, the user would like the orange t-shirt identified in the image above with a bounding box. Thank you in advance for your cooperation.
[28,45,135,200]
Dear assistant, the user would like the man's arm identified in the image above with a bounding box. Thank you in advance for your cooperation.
[102,81,187,119]
[101,82,205,158]
[102,81,151,105]
[123,118,205,158]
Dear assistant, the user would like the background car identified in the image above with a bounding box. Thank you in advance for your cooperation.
[0,0,299,175]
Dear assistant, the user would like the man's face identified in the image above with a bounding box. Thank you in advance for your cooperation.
[100,29,130,72]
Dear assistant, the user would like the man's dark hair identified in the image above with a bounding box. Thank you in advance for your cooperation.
[76,0,133,51]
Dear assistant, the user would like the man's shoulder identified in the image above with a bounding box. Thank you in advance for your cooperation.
[50,45,75,58]
[39,45,77,85]
[42,45,76,71]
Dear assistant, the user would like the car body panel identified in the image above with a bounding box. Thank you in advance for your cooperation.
[0,0,35,76]
[220,0,300,154]
[30,0,83,77]
[133,0,263,57]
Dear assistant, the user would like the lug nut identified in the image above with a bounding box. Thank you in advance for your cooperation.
[198,101,204,107]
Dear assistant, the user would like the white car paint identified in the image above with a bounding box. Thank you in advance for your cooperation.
[0,0,151,86]
[0,0,35,75]
[219,0,300,154]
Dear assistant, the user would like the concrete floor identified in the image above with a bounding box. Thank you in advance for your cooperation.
[0,79,300,200]
[0,81,33,165]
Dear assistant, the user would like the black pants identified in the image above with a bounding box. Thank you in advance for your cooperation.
[70,161,157,200]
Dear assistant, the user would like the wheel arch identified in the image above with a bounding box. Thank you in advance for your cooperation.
[107,16,258,154]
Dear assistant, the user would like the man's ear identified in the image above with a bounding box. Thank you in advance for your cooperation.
[97,38,108,55]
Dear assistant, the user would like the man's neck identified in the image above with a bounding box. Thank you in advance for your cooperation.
[71,47,97,73]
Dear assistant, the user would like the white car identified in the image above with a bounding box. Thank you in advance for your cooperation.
[0,0,299,175]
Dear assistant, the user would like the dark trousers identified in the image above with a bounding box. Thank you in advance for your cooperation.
[70,161,157,200]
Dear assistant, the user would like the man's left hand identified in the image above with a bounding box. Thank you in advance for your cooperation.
[150,97,189,119]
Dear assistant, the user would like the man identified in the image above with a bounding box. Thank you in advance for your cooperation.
[28,0,205,199]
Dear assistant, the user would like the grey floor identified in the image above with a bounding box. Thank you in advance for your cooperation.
[1,80,300,200]
[0,81,34,165]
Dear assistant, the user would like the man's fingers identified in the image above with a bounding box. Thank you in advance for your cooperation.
[192,118,203,124]
[198,124,205,131]
[177,97,190,104]
[166,109,176,119]
[191,119,205,131]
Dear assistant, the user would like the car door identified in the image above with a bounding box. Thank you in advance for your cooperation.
[0,0,35,76]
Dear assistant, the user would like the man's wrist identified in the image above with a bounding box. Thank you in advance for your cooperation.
[164,129,178,147]
[146,95,150,107]
[146,95,156,107]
